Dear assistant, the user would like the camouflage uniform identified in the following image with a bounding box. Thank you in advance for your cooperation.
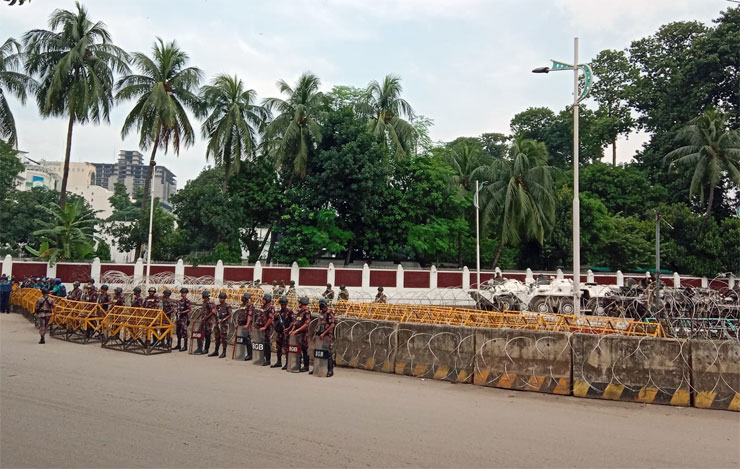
[322,288,335,300]
[162,296,177,322]
[254,302,275,364]
[130,294,144,308]
[275,306,294,359]
[97,291,112,312]
[292,306,311,369]
[374,292,387,303]
[234,300,254,360]
[315,307,336,376]
[143,294,160,309]
[67,287,82,302]
[84,287,98,304]
[34,295,55,341]
[200,299,217,354]
[112,294,125,307]
[214,302,232,349]
[338,288,349,301]
[177,297,192,341]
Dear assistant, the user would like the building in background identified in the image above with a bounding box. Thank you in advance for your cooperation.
[93,150,177,211]
[15,153,60,191]
[43,161,97,188]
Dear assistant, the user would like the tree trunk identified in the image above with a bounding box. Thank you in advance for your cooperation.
[344,238,354,266]
[491,239,504,269]
[59,112,75,208]
[612,138,617,166]
[254,225,271,262]
[457,232,462,268]
[701,184,715,232]
[135,128,161,259]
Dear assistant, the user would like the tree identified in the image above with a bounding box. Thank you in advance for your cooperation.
[106,181,138,221]
[481,138,556,268]
[24,2,128,208]
[665,108,740,224]
[25,198,98,264]
[360,74,417,159]
[1,38,36,146]
[116,38,202,257]
[106,194,177,261]
[0,139,23,201]
[263,72,324,178]
[200,74,268,192]
[589,49,638,165]
[580,162,666,216]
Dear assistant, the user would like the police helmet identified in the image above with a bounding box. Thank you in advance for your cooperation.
[378,286,384,292]
[218,292,227,299]
[133,287,141,293]
[101,284,109,290]
[202,291,210,298]
[319,299,328,308]
[340,285,346,289]
[180,287,189,294]
[299,296,309,305]
[148,287,156,293]
[242,292,251,300]
[272,280,277,285]
[88,278,95,284]
[290,280,295,285]
[326,283,332,288]
[263,293,272,302]
[279,296,288,304]
[41,288,49,294]
[55,278,62,285]
[163,289,172,296]
[115,287,123,294]
[73,281,80,286]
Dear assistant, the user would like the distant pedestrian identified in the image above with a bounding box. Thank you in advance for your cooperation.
[0,275,11,314]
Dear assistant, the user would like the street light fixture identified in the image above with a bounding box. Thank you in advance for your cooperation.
[532,38,593,316]
[474,180,486,290]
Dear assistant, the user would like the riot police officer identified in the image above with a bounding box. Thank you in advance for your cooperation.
[271,296,294,369]
[113,287,125,307]
[235,292,254,361]
[97,284,112,312]
[130,287,144,308]
[195,291,216,355]
[312,298,336,377]
[68,281,82,301]
[176,288,192,352]
[210,292,231,358]
[255,293,275,366]
[161,290,176,348]
[290,296,311,372]
[143,287,159,309]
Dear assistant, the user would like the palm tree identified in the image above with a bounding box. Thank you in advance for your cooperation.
[201,74,268,192]
[25,198,98,265]
[23,2,129,208]
[481,138,556,268]
[665,108,740,223]
[116,38,202,258]
[1,38,36,147]
[263,72,324,178]
[361,74,417,159]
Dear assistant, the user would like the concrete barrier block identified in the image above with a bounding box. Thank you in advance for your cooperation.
[334,318,397,373]
[395,323,475,383]
[691,340,740,411]
[572,334,691,406]
[473,328,571,394]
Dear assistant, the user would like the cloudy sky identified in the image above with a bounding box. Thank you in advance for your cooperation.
[1,0,722,186]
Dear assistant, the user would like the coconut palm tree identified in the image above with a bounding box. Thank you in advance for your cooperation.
[201,74,269,192]
[263,72,324,178]
[117,38,202,209]
[23,2,129,208]
[481,138,556,268]
[116,38,202,258]
[25,198,98,265]
[1,37,36,147]
[361,74,417,159]
[665,108,740,223]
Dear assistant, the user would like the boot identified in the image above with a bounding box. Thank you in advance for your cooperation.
[180,338,188,352]
[244,337,252,360]
[244,353,252,361]
[202,335,211,356]
[174,338,181,350]
[263,344,271,366]
[193,339,203,355]
[309,369,314,375]
[282,363,287,370]
[39,336,45,344]
[209,344,220,357]
[271,356,282,368]
[219,348,226,358]
[327,357,334,377]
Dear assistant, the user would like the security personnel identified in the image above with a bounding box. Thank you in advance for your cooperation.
[290,296,311,372]
[322,283,335,301]
[374,286,387,303]
[271,296,294,369]
[176,288,192,352]
[161,290,176,349]
[255,294,275,366]
[113,287,125,307]
[209,292,231,358]
[34,288,55,344]
[143,287,159,309]
[235,292,254,361]
[51,278,66,298]
[97,285,112,312]
[130,287,144,308]
[196,291,217,355]
[84,279,98,303]
[338,285,349,301]
[277,280,286,297]
[312,298,336,377]
[286,280,297,297]
[0,274,11,314]
[68,281,83,301]
[271,280,279,296]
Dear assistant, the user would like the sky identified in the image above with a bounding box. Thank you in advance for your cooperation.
[0,0,724,187]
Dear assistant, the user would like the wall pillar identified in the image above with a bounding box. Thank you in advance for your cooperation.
[396,264,404,291]
[362,263,370,289]
[214,260,224,287]
[91,257,101,284]
[327,263,335,287]
[253,261,262,284]
[1,255,11,277]
[133,258,144,285]
[175,259,184,286]
[430,265,438,289]
[291,262,300,286]
[616,270,624,287]
[462,266,470,290]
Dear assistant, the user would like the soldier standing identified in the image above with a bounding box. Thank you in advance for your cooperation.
[209,292,232,358]
[322,283,335,301]
[131,287,144,308]
[338,285,349,301]
[161,290,176,349]
[97,285,112,312]
[176,288,192,352]
[235,293,254,361]
[34,288,55,344]
[271,280,279,296]
[374,286,387,303]
[0,274,10,314]
[312,298,336,377]
[255,294,275,366]
[84,279,98,303]
[196,291,216,355]
[271,296,294,369]
[67,281,82,301]
[277,280,286,297]
[286,280,297,297]
[290,297,311,372]
[113,287,125,307]
[143,287,159,309]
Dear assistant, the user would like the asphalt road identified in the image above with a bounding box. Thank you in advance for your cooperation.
[1,312,738,468]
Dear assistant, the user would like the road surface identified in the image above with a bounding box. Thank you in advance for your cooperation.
[1,313,738,468]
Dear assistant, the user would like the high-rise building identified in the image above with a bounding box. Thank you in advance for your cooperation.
[93,150,177,210]
[15,153,60,191]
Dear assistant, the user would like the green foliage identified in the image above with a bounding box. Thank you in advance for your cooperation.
[273,206,352,264]
[95,238,111,261]
[1,37,36,146]
[360,74,418,160]
[0,139,23,200]
[580,163,666,215]
[25,198,98,264]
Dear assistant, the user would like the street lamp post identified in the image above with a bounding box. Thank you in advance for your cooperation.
[533,37,593,316]
[475,180,481,290]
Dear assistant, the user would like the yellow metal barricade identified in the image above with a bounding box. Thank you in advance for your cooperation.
[49,299,107,343]
[101,306,174,354]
